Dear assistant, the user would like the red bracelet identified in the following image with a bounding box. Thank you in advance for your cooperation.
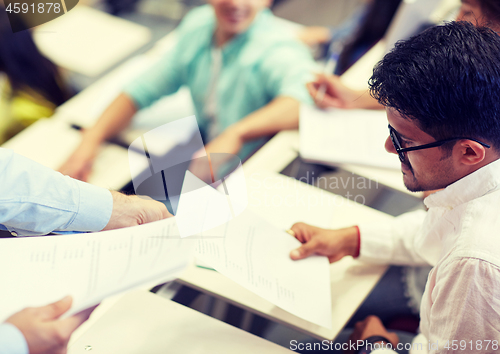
[353,226,360,258]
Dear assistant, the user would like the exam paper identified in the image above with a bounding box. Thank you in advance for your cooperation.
[0,217,193,322]
[194,210,333,329]
[300,105,400,170]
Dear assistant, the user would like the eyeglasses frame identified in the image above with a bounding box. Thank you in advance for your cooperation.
[388,124,491,162]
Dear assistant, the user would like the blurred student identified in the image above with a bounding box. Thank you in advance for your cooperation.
[298,0,402,75]
[60,0,315,181]
[307,0,500,110]
[0,147,170,353]
[0,7,72,144]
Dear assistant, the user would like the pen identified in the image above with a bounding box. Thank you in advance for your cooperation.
[315,40,343,103]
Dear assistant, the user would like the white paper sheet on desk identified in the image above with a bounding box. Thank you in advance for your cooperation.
[193,210,333,329]
[0,217,193,322]
[300,105,400,170]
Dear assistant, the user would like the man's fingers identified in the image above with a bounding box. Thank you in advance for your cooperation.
[290,238,320,260]
[39,296,73,320]
[290,223,307,243]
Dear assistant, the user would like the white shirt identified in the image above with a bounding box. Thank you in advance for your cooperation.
[359,159,500,354]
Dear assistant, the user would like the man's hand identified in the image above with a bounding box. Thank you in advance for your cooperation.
[5,296,95,354]
[346,316,399,354]
[307,74,381,110]
[103,192,172,230]
[289,223,359,263]
[297,26,332,47]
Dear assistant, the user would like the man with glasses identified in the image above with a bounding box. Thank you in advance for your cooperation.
[288,22,500,353]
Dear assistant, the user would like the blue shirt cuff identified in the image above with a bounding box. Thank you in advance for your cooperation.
[65,179,113,232]
[0,323,29,354]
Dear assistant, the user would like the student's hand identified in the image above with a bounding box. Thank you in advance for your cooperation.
[307,74,380,110]
[289,223,359,263]
[297,26,332,47]
[188,128,245,183]
[5,296,95,354]
[203,127,245,156]
[346,316,399,354]
[103,192,172,230]
[58,134,101,182]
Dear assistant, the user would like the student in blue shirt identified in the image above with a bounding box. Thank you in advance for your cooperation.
[0,148,171,353]
[59,0,316,181]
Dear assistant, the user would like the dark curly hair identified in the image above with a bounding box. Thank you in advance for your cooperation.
[369,21,500,150]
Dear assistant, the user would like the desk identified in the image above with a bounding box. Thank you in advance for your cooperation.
[1,119,149,190]
[177,171,390,340]
[68,290,293,354]
[34,6,151,77]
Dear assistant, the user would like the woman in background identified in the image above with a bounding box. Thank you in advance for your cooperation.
[0,8,71,144]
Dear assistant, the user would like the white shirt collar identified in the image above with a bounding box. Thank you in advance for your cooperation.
[424,158,500,209]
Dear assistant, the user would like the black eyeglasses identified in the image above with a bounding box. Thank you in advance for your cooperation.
[388,125,491,162]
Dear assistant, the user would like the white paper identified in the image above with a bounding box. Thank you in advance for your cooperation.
[300,105,400,170]
[0,217,193,322]
[194,210,332,329]
[175,171,233,238]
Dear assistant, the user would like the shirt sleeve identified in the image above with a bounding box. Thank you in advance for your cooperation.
[424,258,500,354]
[0,148,113,236]
[121,7,207,110]
[0,323,29,354]
[258,40,317,104]
[358,209,430,265]
[122,46,184,110]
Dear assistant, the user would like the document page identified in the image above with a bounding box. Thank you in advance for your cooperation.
[300,105,400,170]
[0,217,193,322]
[194,210,333,329]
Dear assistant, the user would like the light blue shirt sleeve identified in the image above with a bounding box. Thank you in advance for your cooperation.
[123,46,184,110]
[259,40,316,104]
[0,323,29,354]
[0,148,113,236]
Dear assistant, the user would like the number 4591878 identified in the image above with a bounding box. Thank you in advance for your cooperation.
[6,3,62,14]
